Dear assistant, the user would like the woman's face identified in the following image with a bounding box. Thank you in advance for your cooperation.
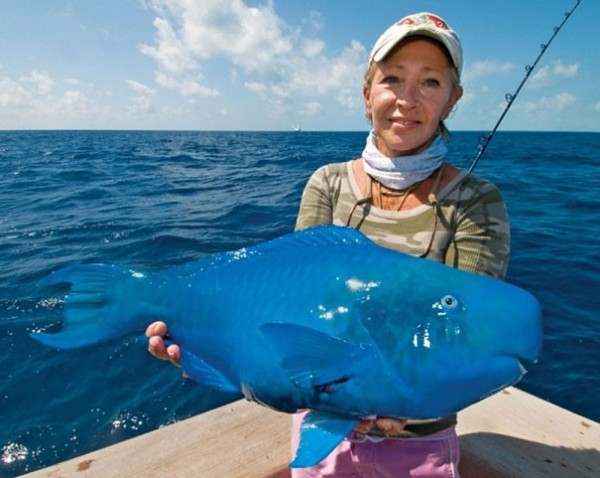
[363,37,463,157]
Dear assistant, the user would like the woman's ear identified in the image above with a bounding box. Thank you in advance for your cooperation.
[363,84,373,120]
[444,85,463,119]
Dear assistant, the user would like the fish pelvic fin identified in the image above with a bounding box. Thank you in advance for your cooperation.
[179,349,239,394]
[31,264,160,349]
[290,411,358,468]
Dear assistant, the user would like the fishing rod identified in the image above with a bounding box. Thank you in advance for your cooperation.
[466,0,581,174]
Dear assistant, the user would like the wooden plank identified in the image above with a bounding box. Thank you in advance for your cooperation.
[20,387,599,477]
[457,387,599,478]
[19,400,292,478]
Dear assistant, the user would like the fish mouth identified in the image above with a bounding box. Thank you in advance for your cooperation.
[503,354,534,379]
[516,359,528,375]
[506,328,543,366]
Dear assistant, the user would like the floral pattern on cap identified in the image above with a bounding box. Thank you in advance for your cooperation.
[398,13,449,31]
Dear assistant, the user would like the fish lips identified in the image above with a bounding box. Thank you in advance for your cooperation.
[458,277,543,376]
[495,286,544,370]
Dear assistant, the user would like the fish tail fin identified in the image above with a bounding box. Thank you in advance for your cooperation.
[31,264,156,349]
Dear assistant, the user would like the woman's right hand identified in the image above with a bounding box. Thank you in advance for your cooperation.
[145,321,182,368]
[354,417,408,436]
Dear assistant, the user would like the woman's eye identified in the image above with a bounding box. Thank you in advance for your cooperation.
[382,75,399,84]
[423,78,440,88]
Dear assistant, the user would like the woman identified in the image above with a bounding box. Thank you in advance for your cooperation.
[147,12,510,477]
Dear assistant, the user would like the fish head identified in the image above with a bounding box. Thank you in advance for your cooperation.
[353,256,543,417]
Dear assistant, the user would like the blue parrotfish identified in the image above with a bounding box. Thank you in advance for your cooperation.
[31,225,543,468]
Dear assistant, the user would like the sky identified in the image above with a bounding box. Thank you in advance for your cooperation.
[1,0,598,132]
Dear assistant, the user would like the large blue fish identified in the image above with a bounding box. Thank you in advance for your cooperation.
[31,225,542,467]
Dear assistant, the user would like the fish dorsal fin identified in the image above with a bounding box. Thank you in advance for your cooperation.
[251,225,375,256]
[165,226,369,277]
[290,411,358,468]
[166,252,236,277]
[166,226,378,277]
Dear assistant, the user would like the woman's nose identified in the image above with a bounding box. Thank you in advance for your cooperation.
[395,84,418,109]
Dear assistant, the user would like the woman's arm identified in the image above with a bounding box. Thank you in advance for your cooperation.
[294,166,335,231]
[446,186,510,279]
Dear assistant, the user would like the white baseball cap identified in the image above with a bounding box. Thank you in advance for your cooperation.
[369,12,463,77]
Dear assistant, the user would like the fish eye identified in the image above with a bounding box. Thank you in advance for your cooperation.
[440,295,460,312]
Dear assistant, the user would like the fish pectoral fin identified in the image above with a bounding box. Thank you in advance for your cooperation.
[290,411,358,468]
[179,349,239,394]
[260,322,373,390]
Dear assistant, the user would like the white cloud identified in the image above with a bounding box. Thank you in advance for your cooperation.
[141,0,367,113]
[300,101,323,117]
[126,80,156,96]
[337,90,363,110]
[463,60,515,82]
[56,90,95,115]
[140,17,198,74]
[0,76,29,107]
[301,38,325,57]
[19,70,54,95]
[125,80,157,114]
[141,0,291,74]
[0,69,112,127]
[230,69,238,85]
[127,95,154,114]
[273,39,365,99]
[553,61,579,78]
[301,10,324,35]
[244,81,267,97]
[64,78,82,86]
[516,92,577,115]
[155,71,220,98]
[527,60,579,90]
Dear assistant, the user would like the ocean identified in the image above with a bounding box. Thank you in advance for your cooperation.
[1,130,598,477]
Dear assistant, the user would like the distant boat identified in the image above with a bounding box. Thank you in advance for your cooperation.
[293,126,301,132]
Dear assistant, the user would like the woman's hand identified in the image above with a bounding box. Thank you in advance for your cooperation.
[145,321,182,369]
[354,417,408,436]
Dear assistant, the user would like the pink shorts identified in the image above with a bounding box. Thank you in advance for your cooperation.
[290,412,460,478]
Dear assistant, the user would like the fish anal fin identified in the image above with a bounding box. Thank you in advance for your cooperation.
[290,411,358,468]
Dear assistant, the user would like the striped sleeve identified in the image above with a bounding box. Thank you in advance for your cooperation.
[443,181,510,279]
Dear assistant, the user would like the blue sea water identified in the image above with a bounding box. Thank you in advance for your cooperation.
[0,130,598,477]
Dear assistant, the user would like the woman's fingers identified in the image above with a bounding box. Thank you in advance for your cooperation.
[146,321,182,368]
[375,418,408,436]
[145,321,168,338]
[354,418,408,436]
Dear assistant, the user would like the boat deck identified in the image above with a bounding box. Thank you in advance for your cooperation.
[19,387,599,477]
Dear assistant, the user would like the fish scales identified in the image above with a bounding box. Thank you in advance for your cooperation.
[31,225,543,468]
